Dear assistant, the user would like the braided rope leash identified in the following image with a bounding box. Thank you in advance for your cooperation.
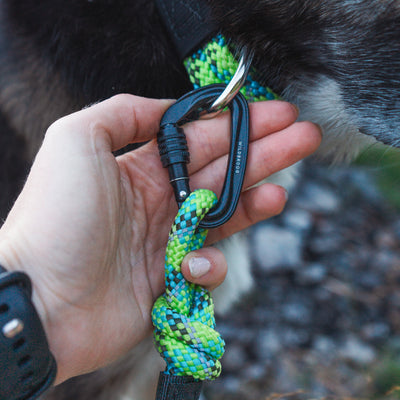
[152,189,225,380]
[152,34,275,398]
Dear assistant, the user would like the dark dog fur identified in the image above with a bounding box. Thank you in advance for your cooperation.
[0,1,400,399]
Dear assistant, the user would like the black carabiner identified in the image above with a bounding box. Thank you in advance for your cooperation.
[157,84,249,229]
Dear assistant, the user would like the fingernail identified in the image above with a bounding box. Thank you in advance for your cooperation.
[188,257,211,278]
[284,188,289,201]
[291,103,300,116]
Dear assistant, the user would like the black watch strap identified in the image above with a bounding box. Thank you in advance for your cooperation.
[0,264,57,400]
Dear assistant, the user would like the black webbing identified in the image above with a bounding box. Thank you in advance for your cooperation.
[155,372,203,400]
[155,0,217,60]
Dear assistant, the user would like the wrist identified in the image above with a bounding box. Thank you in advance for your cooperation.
[0,240,49,326]
[0,240,61,380]
[0,239,113,385]
[0,233,51,312]
[0,261,57,399]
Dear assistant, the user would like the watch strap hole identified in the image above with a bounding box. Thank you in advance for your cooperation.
[0,303,9,314]
[12,337,26,351]
[21,370,34,384]
[17,354,32,367]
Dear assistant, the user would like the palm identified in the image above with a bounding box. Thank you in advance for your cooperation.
[0,129,183,380]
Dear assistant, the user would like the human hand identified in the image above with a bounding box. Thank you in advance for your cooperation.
[0,94,321,384]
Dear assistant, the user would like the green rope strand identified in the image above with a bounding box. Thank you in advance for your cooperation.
[152,189,225,380]
[184,34,280,102]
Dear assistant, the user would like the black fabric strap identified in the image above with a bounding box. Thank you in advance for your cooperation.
[0,266,57,399]
[155,372,203,400]
[155,0,217,60]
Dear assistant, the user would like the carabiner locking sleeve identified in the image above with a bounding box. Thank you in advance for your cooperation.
[157,84,249,229]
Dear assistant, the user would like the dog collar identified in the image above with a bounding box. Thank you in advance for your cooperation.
[155,0,279,103]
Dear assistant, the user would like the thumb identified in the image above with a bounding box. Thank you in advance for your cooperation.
[181,247,228,291]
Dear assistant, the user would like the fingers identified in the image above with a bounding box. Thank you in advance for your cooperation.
[46,94,173,152]
[181,186,288,289]
[185,101,300,173]
[181,247,227,291]
[190,120,322,195]
[206,182,288,244]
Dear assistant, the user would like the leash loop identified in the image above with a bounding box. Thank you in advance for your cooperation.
[157,84,249,228]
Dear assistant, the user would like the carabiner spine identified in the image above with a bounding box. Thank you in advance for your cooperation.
[199,89,249,228]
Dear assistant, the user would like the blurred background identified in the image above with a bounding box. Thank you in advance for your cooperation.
[203,146,400,400]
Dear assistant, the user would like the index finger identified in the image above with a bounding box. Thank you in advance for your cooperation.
[183,100,300,174]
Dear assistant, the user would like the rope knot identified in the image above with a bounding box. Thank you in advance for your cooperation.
[152,189,225,380]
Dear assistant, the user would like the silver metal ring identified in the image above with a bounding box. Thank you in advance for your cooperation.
[200,48,254,119]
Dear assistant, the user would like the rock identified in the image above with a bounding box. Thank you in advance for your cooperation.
[347,168,384,203]
[357,271,383,289]
[282,208,313,232]
[281,328,310,347]
[281,302,313,326]
[218,326,253,345]
[309,233,343,254]
[313,286,334,302]
[242,364,266,381]
[253,225,303,271]
[256,329,283,358]
[292,182,341,214]
[339,336,377,365]
[389,292,400,308]
[370,250,399,272]
[361,323,391,342]
[313,335,337,356]
[251,306,276,325]
[296,263,328,285]
[222,343,248,372]
[374,229,398,248]
[217,376,241,394]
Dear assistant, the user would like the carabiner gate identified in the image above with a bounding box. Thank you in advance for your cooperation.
[157,84,249,229]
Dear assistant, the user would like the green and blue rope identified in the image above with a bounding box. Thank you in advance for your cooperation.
[152,190,224,380]
[152,35,278,381]
[184,34,280,103]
